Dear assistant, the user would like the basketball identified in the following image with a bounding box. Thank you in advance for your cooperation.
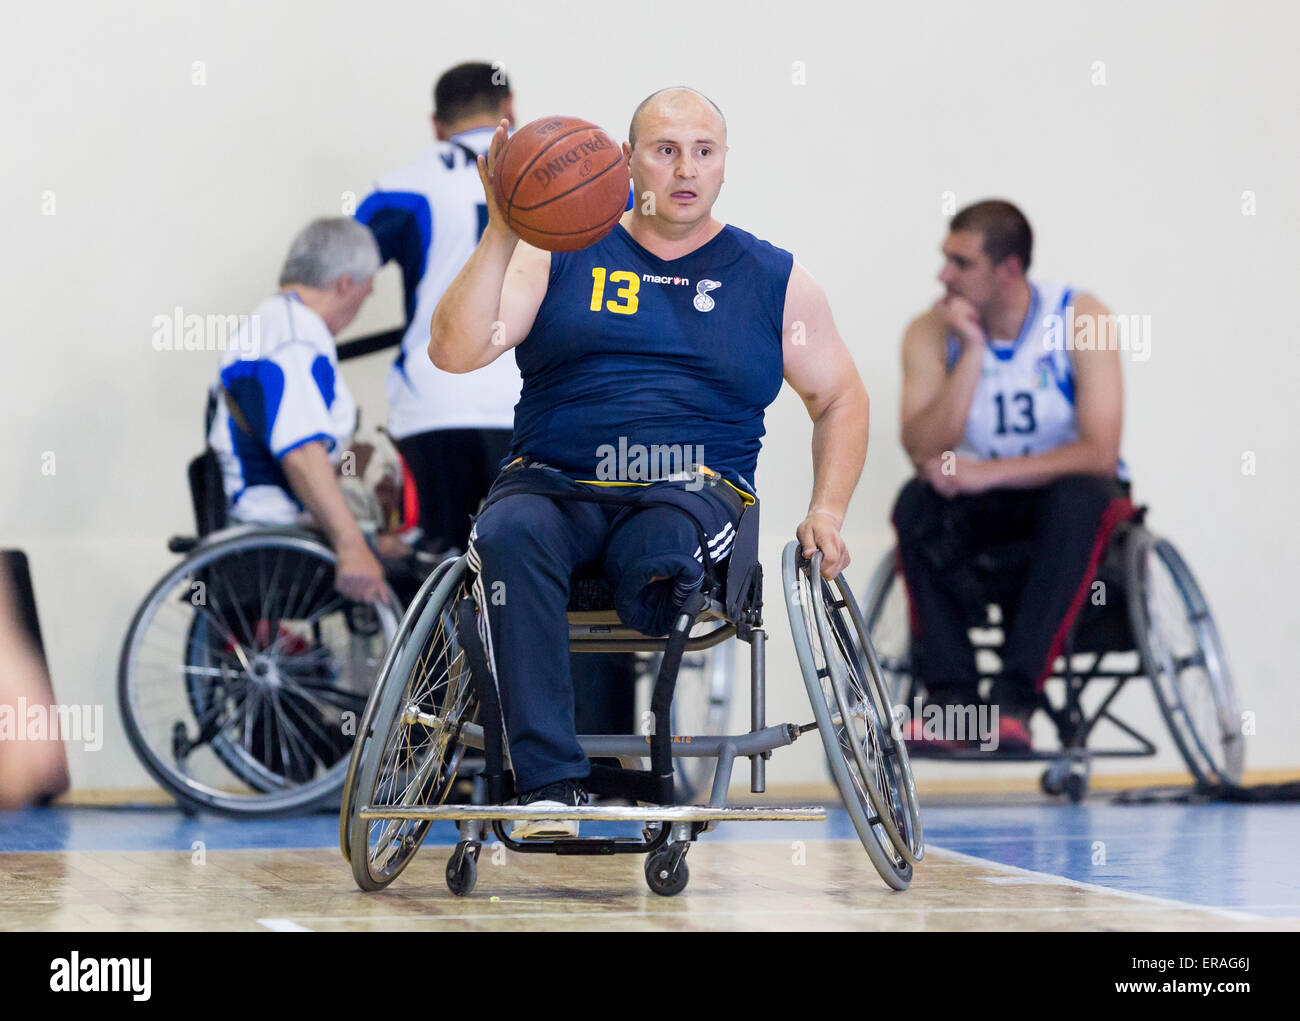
[492,115,629,252]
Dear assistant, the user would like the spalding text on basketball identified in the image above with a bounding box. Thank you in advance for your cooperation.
[533,135,616,188]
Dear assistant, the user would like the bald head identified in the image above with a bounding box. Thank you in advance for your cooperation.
[628,87,726,149]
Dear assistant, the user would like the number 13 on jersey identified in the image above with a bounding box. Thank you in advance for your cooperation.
[590,268,640,315]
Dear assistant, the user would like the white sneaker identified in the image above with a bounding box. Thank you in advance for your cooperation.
[508,780,587,840]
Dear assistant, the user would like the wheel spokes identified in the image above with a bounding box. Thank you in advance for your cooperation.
[365,589,478,878]
[123,535,398,810]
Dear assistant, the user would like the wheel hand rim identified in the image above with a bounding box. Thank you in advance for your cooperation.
[803,553,923,865]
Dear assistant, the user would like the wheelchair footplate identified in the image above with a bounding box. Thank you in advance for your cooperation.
[356,803,829,825]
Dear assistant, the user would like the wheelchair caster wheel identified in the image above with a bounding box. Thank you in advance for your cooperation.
[446,843,479,897]
[645,847,690,897]
[1064,772,1087,804]
[1040,768,1065,796]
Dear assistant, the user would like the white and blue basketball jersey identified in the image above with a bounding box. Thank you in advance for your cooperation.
[948,281,1126,479]
[208,293,357,525]
[357,126,522,440]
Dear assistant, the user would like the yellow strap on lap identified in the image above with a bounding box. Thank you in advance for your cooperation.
[574,465,756,508]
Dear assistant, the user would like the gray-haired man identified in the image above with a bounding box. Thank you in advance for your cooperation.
[208,217,389,602]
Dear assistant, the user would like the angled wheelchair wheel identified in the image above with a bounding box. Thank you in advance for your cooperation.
[347,556,479,891]
[1125,528,1243,786]
[860,547,914,707]
[339,556,457,863]
[119,529,400,817]
[783,542,924,890]
[641,638,736,802]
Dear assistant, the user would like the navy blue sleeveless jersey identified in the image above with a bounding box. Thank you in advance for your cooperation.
[507,223,794,491]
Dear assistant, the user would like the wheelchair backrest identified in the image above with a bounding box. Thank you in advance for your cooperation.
[189,388,230,538]
[961,517,1140,653]
[187,450,228,537]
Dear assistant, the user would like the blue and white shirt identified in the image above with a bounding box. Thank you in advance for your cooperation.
[208,293,357,524]
[947,280,1128,479]
[357,126,522,440]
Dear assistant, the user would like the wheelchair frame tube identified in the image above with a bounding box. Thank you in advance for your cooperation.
[750,627,766,793]
[648,590,708,804]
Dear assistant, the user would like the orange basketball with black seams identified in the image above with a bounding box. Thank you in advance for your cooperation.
[493,116,629,252]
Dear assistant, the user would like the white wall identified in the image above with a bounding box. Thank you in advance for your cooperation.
[2,0,1295,790]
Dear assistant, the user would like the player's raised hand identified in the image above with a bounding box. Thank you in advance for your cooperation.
[935,295,986,351]
[921,455,961,498]
[475,118,515,239]
[335,541,389,604]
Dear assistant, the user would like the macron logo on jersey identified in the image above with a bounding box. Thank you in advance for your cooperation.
[639,274,723,312]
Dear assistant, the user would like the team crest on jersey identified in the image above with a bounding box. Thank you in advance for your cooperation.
[694,279,721,312]
[1033,354,1054,389]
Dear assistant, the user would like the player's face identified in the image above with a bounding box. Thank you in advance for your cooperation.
[628,106,726,227]
[335,274,374,330]
[938,231,998,307]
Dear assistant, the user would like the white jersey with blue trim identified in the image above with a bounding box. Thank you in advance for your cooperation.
[949,280,1126,479]
[208,293,357,525]
[358,126,522,440]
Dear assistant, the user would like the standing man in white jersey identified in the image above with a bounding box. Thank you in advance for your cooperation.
[356,62,522,554]
[895,200,1133,751]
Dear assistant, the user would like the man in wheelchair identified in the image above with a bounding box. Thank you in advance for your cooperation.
[428,88,870,837]
[208,217,406,605]
[895,199,1134,753]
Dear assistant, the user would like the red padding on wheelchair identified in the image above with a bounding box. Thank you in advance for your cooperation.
[1033,497,1138,692]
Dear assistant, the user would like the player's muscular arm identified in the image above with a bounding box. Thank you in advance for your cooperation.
[430,235,549,372]
[974,293,1123,490]
[782,262,870,578]
[429,119,550,373]
[899,307,983,465]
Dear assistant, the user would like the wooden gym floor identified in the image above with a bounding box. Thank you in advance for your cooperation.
[2,776,1297,932]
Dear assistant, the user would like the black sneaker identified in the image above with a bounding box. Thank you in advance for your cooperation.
[510,779,588,840]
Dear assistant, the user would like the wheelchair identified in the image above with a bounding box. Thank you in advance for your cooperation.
[861,504,1243,802]
[340,489,925,896]
[118,450,406,817]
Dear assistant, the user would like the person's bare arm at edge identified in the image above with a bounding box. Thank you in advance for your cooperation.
[783,261,870,579]
[429,118,551,373]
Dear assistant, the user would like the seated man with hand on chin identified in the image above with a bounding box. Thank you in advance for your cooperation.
[895,199,1132,753]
